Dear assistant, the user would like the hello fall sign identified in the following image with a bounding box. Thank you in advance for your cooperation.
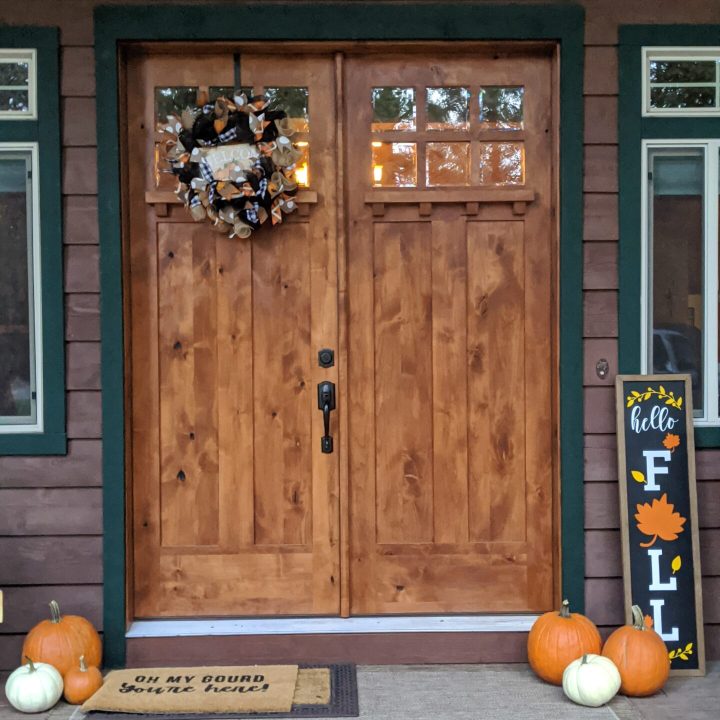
[616,375,705,675]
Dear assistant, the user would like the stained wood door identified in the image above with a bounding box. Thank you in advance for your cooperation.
[345,52,556,613]
[126,51,340,617]
[126,46,557,620]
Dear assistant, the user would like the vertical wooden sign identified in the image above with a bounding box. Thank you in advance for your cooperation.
[616,375,705,676]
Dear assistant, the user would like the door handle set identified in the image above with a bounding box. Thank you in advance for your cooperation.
[317,380,336,454]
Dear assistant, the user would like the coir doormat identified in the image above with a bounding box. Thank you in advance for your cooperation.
[83,664,358,718]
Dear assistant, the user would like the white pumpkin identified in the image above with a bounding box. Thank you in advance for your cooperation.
[4,657,63,713]
[562,653,621,707]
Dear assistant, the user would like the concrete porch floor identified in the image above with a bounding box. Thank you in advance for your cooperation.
[1,663,718,720]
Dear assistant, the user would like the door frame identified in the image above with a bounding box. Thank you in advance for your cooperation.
[95,2,585,667]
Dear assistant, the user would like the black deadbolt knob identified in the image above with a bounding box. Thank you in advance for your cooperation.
[318,348,334,368]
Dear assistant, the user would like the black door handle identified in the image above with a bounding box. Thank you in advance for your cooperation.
[317,381,336,453]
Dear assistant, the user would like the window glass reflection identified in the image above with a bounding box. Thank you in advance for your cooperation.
[426,142,470,186]
[371,142,417,187]
[426,87,469,131]
[650,150,705,413]
[372,88,416,131]
[0,153,35,421]
[479,87,524,130]
[477,142,525,185]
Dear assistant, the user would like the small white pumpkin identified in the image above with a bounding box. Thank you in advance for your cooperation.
[4,657,63,713]
[562,653,621,707]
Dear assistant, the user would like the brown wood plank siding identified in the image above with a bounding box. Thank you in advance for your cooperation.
[0,0,718,668]
[0,7,103,668]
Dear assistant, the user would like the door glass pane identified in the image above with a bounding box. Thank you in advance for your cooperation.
[426,87,469,131]
[477,142,525,185]
[155,87,198,190]
[649,150,704,414]
[372,88,416,131]
[371,142,417,187]
[263,87,309,132]
[155,86,197,120]
[426,142,469,186]
[479,87,524,130]
[0,152,35,422]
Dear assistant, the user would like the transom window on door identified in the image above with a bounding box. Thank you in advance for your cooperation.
[154,85,310,189]
[369,85,525,187]
[643,141,720,424]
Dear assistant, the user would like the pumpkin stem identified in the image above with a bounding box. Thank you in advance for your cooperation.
[49,600,62,624]
[24,656,37,673]
[631,604,646,630]
[559,599,571,618]
[79,655,87,672]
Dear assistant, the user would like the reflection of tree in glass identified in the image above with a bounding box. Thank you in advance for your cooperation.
[264,87,309,119]
[372,88,415,129]
[651,86,715,108]
[0,63,28,85]
[427,143,468,185]
[480,87,524,129]
[650,61,715,84]
[426,87,469,129]
[0,91,28,112]
[478,143,523,185]
[155,87,197,121]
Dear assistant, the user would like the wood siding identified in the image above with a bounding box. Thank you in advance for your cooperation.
[1,0,719,665]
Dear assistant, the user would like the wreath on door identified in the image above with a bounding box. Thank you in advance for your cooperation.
[158,89,302,238]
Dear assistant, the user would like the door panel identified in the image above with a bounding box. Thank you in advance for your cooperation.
[345,52,555,614]
[126,52,340,617]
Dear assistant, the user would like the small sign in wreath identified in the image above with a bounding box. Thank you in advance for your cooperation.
[157,90,302,238]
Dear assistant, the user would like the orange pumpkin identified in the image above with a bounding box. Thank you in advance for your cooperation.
[63,655,103,705]
[602,605,669,696]
[22,601,102,677]
[527,599,602,685]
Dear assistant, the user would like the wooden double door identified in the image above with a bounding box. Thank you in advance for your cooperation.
[125,46,556,619]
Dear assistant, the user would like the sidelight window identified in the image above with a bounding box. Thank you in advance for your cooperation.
[0,145,40,428]
[642,141,720,423]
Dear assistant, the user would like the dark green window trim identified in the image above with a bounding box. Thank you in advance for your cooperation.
[0,26,65,456]
[619,25,720,449]
[95,2,585,668]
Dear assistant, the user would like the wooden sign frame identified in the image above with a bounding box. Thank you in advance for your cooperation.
[615,374,705,676]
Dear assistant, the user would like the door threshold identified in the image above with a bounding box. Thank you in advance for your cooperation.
[127,615,539,638]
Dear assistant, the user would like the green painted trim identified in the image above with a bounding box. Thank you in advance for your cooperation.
[0,26,66,457]
[618,24,720,448]
[96,2,585,667]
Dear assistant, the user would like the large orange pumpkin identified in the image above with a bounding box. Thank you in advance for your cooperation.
[22,601,102,677]
[527,599,602,685]
[63,655,103,705]
[602,605,670,696]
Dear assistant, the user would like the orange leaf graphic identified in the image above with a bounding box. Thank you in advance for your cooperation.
[662,433,681,453]
[635,493,686,548]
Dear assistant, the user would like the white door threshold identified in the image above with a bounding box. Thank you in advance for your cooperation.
[127,615,539,638]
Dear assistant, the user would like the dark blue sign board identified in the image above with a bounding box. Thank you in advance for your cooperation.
[615,375,705,676]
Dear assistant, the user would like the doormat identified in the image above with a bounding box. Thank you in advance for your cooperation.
[82,665,298,714]
[83,664,359,718]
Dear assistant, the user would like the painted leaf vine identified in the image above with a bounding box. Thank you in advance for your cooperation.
[626,386,683,410]
[635,493,686,548]
[631,470,646,484]
[671,555,682,574]
[668,642,694,661]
